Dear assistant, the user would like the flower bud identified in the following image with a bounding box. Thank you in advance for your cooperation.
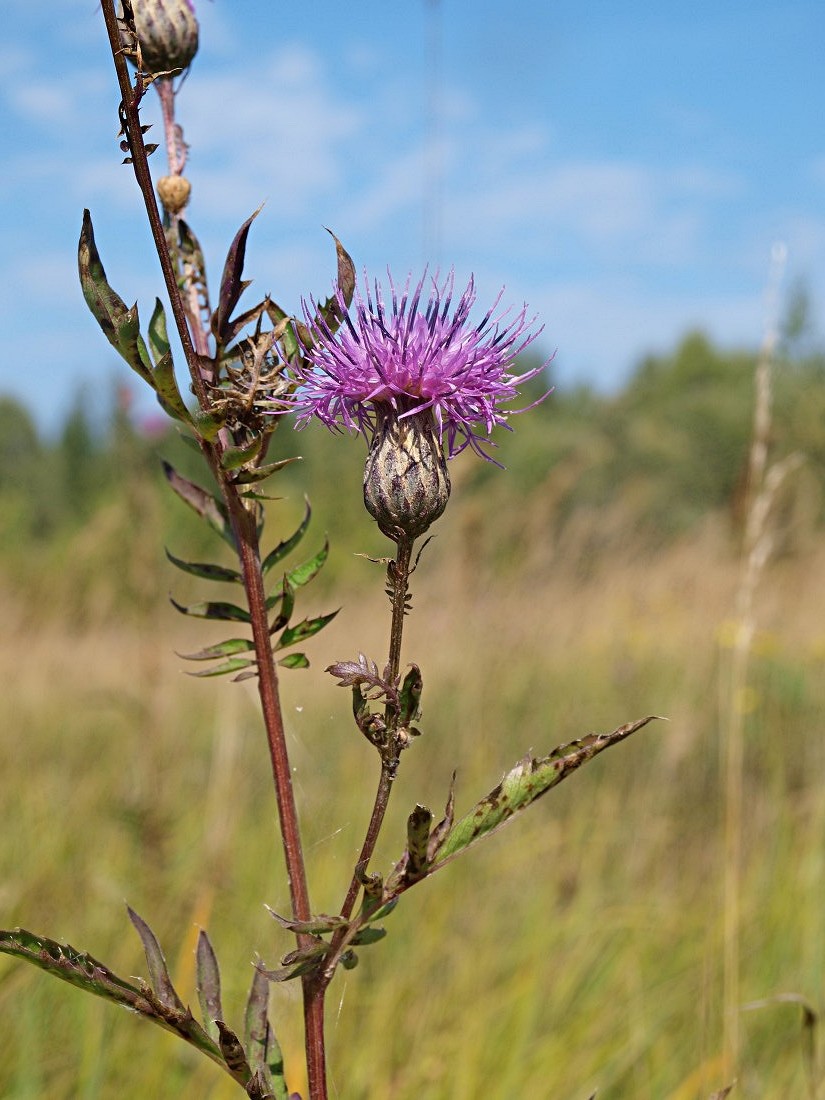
[157,174,191,215]
[363,404,451,541]
[124,0,199,75]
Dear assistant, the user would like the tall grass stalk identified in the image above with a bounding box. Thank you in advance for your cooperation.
[720,241,801,1078]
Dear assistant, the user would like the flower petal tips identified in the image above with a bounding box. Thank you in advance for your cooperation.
[291,271,550,463]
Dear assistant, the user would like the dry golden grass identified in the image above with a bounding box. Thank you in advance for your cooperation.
[2,518,825,1098]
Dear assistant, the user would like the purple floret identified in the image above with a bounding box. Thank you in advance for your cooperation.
[291,271,550,461]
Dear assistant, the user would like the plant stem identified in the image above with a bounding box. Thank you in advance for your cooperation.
[98,6,328,1094]
[334,537,415,932]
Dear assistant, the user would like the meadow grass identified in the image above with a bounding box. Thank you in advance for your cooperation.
[2,517,825,1098]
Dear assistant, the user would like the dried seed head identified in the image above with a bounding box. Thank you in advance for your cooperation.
[363,405,451,542]
[123,0,199,75]
[157,174,191,215]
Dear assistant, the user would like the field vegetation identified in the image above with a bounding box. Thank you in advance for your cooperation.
[2,319,825,1098]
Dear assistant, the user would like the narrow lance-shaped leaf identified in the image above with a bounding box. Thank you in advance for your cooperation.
[405,805,433,882]
[78,210,153,387]
[166,548,242,584]
[286,540,329,589]
[261,501,311,574]
[176,217,211,316]
[0,928,227,1071]
[278,653,309,670]
[316,229,356,334]
[162,462,237,550]
[274,610,339,651]
[178,638,255,661]
[433,717,658,866]
[215,1021,252,1084]
[234,456,301,486]
[187,657,257,679]
[152,349,193,425]
[244,967,289,1099]
[212,207,261,346]
[127,906,186,1012]
[147,298,170,366]
[195,931,223,1043]
[221,434,265,471]
[170,597,251,623]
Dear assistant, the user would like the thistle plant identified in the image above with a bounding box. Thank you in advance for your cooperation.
[0,3,656,1097]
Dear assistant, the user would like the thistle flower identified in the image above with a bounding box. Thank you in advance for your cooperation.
[291,271,549,541]
[293,271,547,462]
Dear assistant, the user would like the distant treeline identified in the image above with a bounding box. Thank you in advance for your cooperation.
[3,322,824,617]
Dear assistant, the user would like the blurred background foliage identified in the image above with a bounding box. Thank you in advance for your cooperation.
[2,313,825,1098]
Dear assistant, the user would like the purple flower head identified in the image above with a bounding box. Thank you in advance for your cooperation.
[292,271,550,464]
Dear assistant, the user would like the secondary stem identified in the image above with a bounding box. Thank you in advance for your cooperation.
[334,536,415,932]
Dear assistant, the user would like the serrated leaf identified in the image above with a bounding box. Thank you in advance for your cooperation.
[188,657,257,678]
[127,906,186,1012]
[433,717,658,866]
[78,210,153,387]
[170,598,251,623]
[286,540,329,589]
[162,462,237,549]
[278,653,309,670]
[261,501,312,574]
[0,927,227,1073]
[212,207,261,347]
[153,349,193,425]
[148,298,170,366]
[275,611,338,651]
[166,549,242,584]
[196,931,223,1043]
[178,638,254,661]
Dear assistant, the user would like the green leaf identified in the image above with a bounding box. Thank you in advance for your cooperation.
[405,805,433,882]
[261,501,311,574]
[162,462,237,550]
[286,540,329,589]
[274,610,339,651]
[195,931,223,1043]
[316,230,356,335]
[244,968,288,1100]
[221,434,265,471]
[170,598,251,623]
[78,210,153,387]
[212,207,261,347]
[234,456,301,485]
[267,910,348,936]
[178,638,254,661]
[268,576,295,631]
[278,653,309,670]
[152,350,193,425]
[165,549,242,584]
[187,657,257,678]
[349,927,387,947]
[127,907,186,1012]
[433,717,658,865]
[257,942,327,984]
[147,298,170,366]
[399,664,423,725]
[191,407,227,443]
[175,218,211,316]
[0,927,227,1073]
[215,1021,252,1083]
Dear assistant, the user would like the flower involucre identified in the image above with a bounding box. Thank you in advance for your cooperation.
[293,272,548,463]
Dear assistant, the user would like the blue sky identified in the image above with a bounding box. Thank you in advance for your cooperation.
[1,0,823,433]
